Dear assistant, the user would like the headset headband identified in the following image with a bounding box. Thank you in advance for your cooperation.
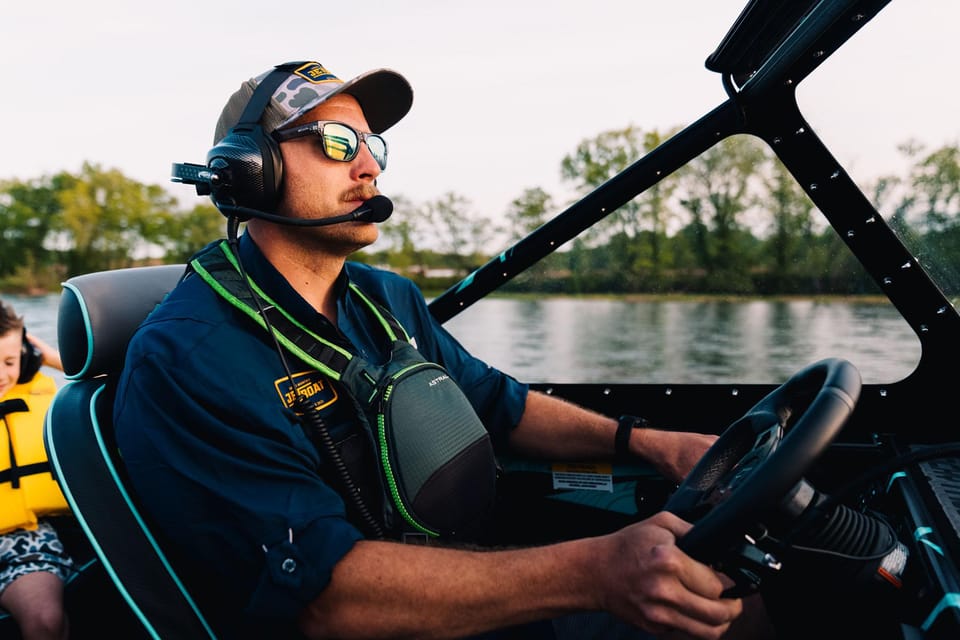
[232,61,308,133]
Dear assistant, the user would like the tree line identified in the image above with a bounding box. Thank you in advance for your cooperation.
[2,127,958,296]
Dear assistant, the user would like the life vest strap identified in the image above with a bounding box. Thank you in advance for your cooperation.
[0,461,52,489]
[0,398,29,417]
[2,398,31,489]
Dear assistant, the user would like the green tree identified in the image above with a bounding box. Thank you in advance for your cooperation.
[364,193,425,271]
[499,187,558,291]
[58,163,178,275]
[504,187,554,242]
[560,126,680,289]
[761,158,816,292]
[902,142,960,294]
[678,135,769,293]
[911,143,960,233]
[153,202,226,263]
[418,192,498,273]
[561,125,647,251]
[0,172,74,285]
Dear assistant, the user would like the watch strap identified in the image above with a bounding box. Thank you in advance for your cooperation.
[615,414,650,460]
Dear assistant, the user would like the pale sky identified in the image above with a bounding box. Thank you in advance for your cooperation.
[2,0,957,223]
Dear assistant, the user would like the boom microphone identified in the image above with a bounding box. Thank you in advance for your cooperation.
[171,161,393,226]
[215,195,394,227]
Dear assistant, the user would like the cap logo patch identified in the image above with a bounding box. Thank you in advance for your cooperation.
[294,62,341,84]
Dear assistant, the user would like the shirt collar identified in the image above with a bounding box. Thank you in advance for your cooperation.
[235,232,349,334]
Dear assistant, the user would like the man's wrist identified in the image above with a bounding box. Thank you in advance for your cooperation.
[615,414,650,460]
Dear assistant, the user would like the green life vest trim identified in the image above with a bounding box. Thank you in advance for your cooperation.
[376,360,447,534]
[190,241,498,540]
[191,241,367,380]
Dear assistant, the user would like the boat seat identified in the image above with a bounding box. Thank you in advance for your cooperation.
[43,264,218,640]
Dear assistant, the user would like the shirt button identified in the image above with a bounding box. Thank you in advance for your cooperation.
[281,558,297,573]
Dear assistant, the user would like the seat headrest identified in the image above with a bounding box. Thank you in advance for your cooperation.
[58,264,185,379]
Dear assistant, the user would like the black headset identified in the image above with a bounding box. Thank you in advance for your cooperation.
[18,327,42,384]
[204,62,307,217]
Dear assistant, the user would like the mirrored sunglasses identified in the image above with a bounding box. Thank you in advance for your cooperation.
[272,120,388,170]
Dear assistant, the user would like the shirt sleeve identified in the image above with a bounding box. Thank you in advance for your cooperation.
[114,294,364,622]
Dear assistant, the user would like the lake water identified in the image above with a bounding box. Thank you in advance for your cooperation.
[4,292,921,388]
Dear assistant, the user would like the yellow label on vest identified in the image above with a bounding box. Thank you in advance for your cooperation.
[1,373,69,534]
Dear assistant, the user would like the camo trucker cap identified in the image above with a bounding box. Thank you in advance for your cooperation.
[213,61,413,144]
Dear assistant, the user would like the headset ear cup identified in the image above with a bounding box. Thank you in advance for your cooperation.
[18,327,42,384]
[206,125,283,215]
[262,132,283,206]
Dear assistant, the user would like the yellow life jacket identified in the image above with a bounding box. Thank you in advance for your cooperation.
[0,372,69,534]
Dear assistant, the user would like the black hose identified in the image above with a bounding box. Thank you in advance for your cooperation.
[786,499,896,560]
[295,397,385,539]
[225,216,385,540]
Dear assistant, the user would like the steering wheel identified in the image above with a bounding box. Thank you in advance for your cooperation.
[664,358,861,567]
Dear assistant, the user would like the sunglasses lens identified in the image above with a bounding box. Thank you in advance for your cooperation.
[310,122,387,170]
[321,122,358,162]
[366,135,388,170]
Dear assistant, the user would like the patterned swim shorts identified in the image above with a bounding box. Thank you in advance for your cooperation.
[0,520,76,600]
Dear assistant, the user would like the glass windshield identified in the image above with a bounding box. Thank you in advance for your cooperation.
[445,0,953,386]
[797,0,960,306]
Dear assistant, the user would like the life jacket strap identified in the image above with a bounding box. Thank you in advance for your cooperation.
[1,398,30,489]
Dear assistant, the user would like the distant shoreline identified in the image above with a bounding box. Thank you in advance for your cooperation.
[5,288,892,305]
[423,291,893,305]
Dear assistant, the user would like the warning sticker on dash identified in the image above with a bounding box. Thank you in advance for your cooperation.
[551,462,613,492]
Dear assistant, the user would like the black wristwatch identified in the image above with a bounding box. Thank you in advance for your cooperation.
[615,414,650,460]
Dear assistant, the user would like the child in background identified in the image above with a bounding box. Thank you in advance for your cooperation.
[0,298,73,640]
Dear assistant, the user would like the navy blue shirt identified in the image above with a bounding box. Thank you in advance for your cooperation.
[113,233,528,637]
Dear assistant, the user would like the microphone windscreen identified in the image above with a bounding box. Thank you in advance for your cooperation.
[358,195,394,223]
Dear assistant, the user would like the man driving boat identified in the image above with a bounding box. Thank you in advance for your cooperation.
[113,60,771,639]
